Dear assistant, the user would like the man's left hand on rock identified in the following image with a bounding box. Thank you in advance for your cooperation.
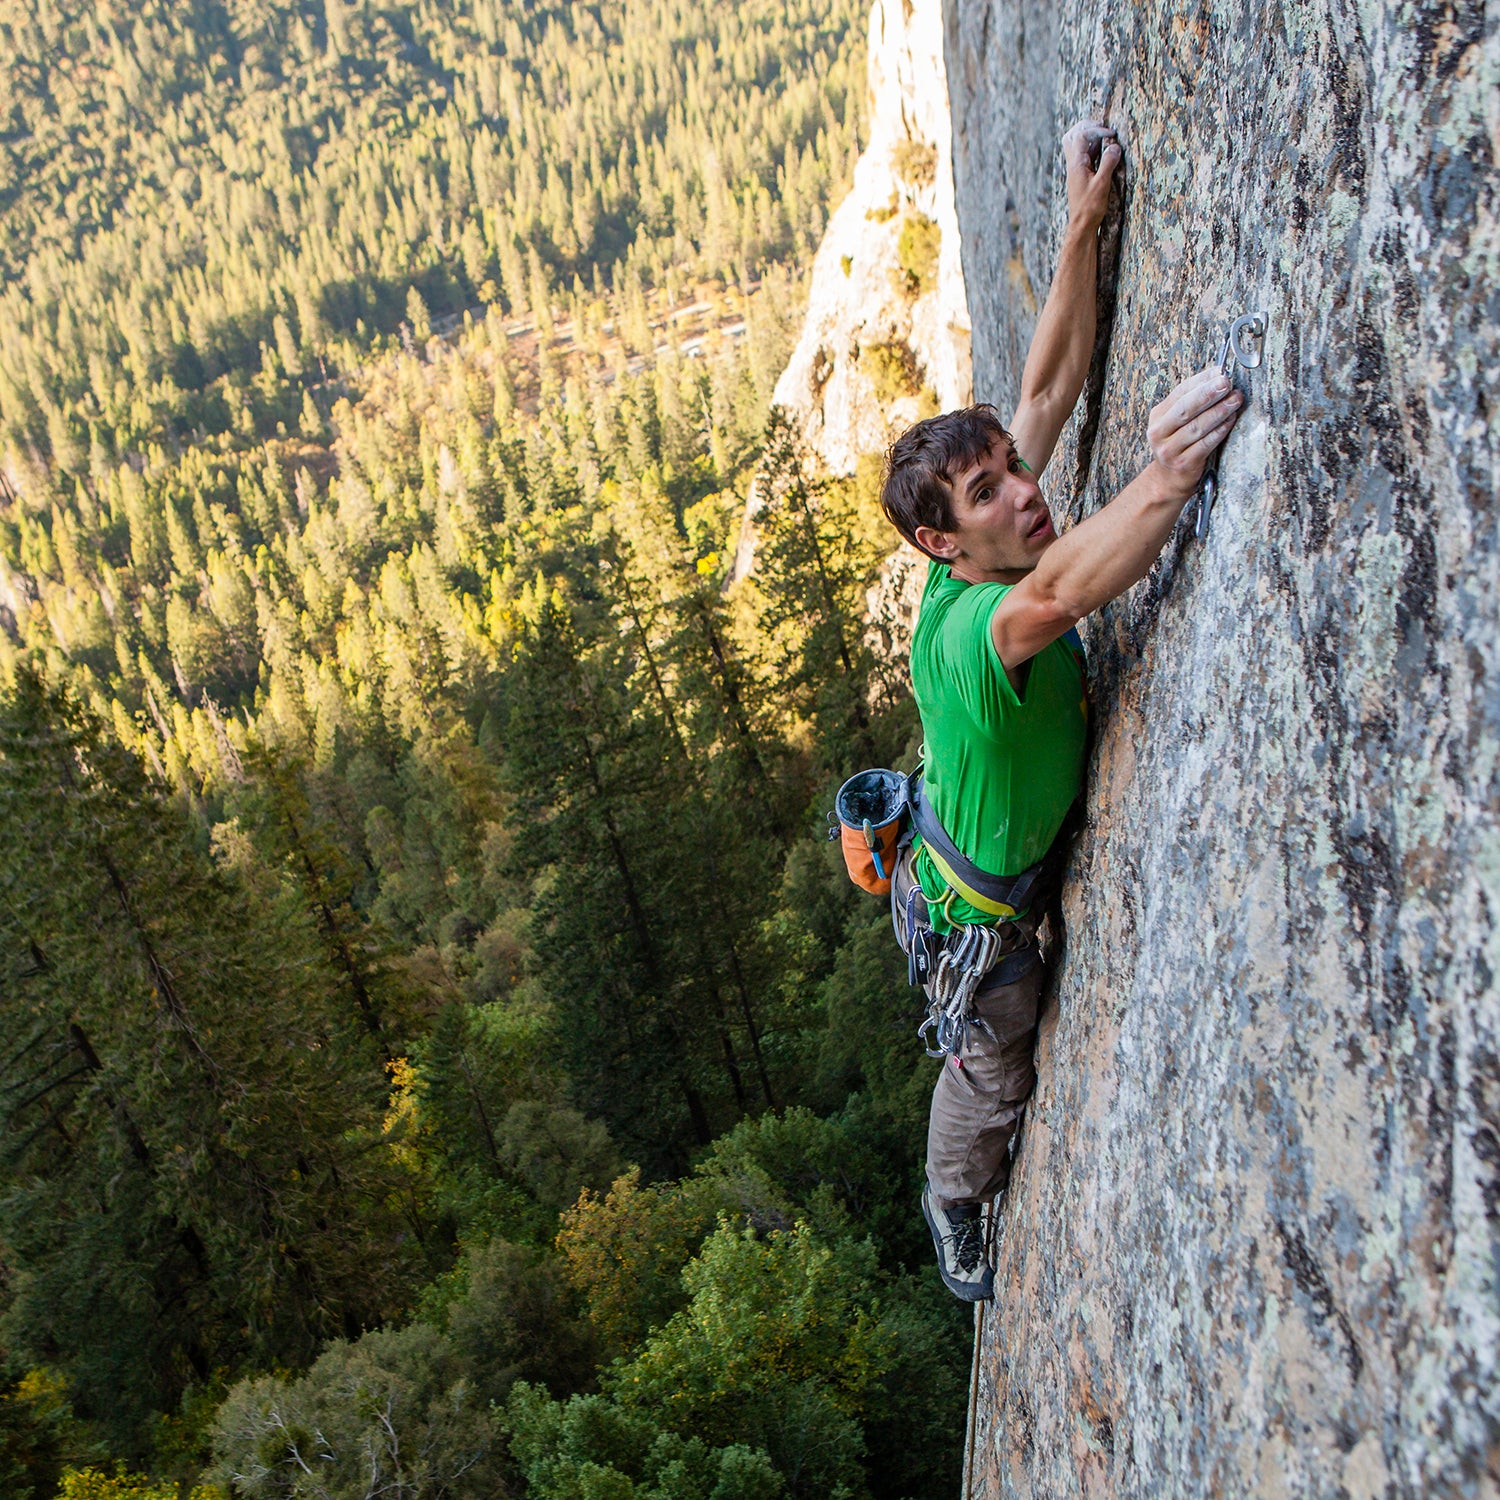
[1062,119,1122,233]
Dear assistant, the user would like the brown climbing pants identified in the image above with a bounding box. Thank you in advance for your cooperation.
[893,845,1045,1212]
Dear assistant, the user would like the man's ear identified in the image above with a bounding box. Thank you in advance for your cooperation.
[913,525,960,560]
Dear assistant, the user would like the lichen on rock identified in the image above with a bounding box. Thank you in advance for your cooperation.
[938,0,1500,1494]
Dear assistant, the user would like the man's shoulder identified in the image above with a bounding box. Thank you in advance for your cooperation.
[914,564,1011,652]
[915,560,1012,616]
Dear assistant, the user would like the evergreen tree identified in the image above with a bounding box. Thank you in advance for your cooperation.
[499,594,725,1164]
[0,669,416,1452]
[752,407,882,771]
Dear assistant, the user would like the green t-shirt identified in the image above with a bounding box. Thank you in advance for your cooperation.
[910,560,1087,927]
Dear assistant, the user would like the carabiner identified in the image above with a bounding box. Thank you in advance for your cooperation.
[1216,311,1267,376]
[1196,310,1269,539]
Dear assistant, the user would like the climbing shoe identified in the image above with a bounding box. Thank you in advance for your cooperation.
[922,1185,994,1302]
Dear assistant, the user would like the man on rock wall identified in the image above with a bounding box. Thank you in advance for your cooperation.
[880,120,1245,1300]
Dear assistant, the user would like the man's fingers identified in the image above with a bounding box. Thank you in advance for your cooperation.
[1191,400,1243,449]
[1183,409,1242,464]
[1175,402,1243,466]
[1065,120,1117,166]
[1184,393,1243,450]
[1152,385,1244,462]
[1157,369,1231,433]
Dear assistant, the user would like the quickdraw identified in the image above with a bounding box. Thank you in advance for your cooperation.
[1195,310,1269,539]
[916,921,1002,1059]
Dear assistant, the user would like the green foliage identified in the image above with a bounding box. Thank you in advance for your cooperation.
[890,140,937,190]
[433,1240,598,1407]
[859,339,923,403]
[895,215,941,297]
[211,1236,608,1497]
[557,1169,733,1359]
[210,1324,504,1500]
[542,1207,967,1500]
[410,999,623,1240]
[693,1106,890,1243]
[0,0,866,480]
[0,1369,93,1500]
[0,671,419,1448]
[506,1384,783,1500]
[809,916,933,1137]
[53,1466,223,1500]
[609,1219,878,1496]
[0,5,982,1495]
[751,408,884,769]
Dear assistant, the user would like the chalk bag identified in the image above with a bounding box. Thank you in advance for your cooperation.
[832,768,908,895]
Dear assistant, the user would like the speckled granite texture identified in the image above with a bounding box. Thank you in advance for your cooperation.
[941,2,1500,1495]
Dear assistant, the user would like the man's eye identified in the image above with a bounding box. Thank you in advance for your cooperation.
[976,487,992,503]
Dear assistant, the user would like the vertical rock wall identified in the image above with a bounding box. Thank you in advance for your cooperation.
[770,0,971,476]
[940,1,1500,1495]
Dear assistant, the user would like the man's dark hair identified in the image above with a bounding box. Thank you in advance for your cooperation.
[880,404,1014,557]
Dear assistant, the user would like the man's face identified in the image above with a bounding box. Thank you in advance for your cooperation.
[914,437,1055,583]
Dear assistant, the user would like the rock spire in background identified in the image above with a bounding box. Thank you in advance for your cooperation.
[771,0,971,475]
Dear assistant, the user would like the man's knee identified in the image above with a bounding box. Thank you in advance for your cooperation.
[966,967,1042,1091]
[926,1063,1029,1208]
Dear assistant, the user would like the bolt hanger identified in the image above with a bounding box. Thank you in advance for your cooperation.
[1195,310,1269,540]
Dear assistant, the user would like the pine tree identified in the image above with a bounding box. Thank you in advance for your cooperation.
[0,669,418,1451]
[752,406,880,771]
[498,594,737,1163]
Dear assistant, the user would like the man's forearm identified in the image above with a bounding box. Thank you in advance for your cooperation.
[1007,222,1103,475]
[1019,224,1099,424]
[990,370,1245,672]
[1030,461,1189,621]
[1007,122,1119,474]
[988,463,1191,669]
[1041,370,1247,620]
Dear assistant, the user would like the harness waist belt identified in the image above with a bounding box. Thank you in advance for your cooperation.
[908,776,1046,920]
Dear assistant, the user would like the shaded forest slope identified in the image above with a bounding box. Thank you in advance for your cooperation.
[0,3,985,1499]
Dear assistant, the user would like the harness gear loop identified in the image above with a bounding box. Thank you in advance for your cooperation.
[898,787,1067,1061]
[917,920,1002,1059]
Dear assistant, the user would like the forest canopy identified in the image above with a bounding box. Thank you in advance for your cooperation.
[0,2,968,1497]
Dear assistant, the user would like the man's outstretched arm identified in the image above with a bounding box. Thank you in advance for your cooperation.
[1007,121,1122,477]
[991,368,1244,670]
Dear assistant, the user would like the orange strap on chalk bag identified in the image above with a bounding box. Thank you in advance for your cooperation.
[830,768,908,895]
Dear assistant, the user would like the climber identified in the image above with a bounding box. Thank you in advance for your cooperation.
[879,119,1245,1301]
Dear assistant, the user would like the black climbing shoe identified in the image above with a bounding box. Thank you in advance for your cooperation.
[922,1185,994,1302]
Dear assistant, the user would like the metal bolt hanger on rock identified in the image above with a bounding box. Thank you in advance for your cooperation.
[1194,310,1269,539]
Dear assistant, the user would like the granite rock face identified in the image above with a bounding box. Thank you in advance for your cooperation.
[771,0,971,475]
[940,2,1500,1495]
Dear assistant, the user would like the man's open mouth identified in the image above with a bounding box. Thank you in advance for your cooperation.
[1027,513,1053,540]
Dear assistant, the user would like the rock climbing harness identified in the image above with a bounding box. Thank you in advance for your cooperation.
[1195,310,1269,539]
[901,870,1043,1060]
[917,920,1003,1058]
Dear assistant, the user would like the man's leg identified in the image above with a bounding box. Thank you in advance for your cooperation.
[892,847,1045,1299]
[925,963,1043,1209]
[920,951,1043,1301]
